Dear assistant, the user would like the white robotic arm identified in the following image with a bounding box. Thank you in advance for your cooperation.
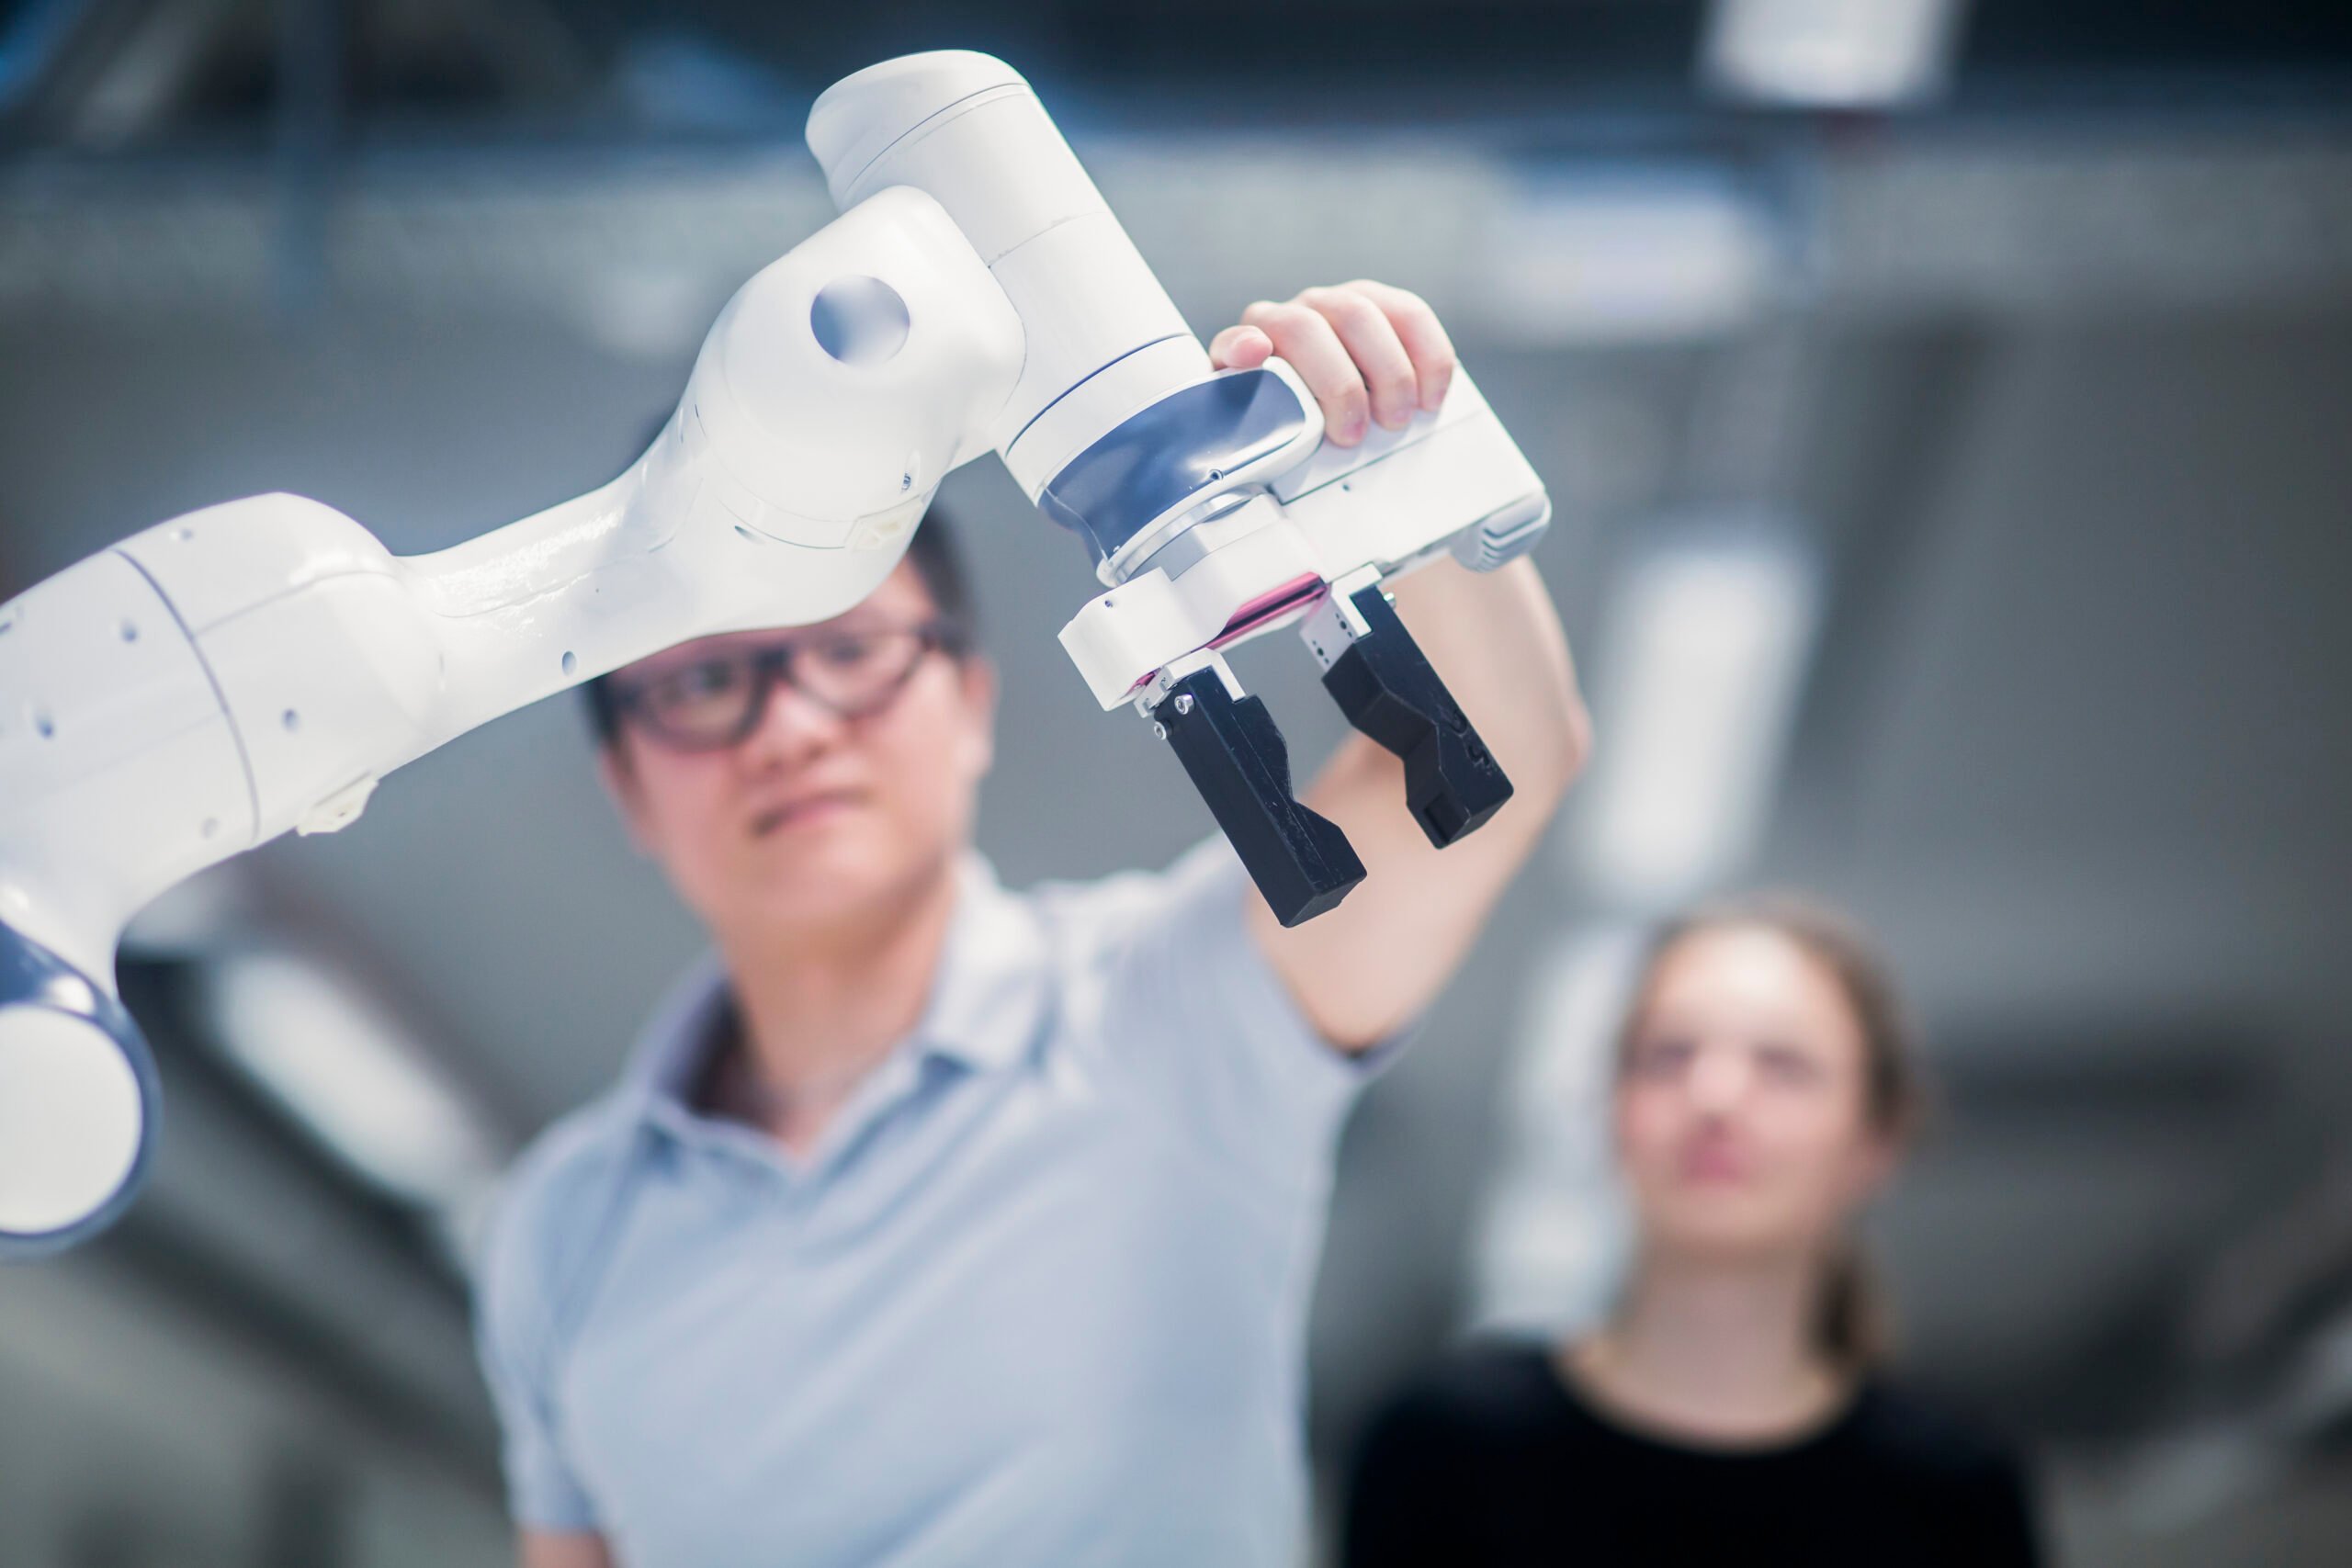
[0,176,1024,1260]
[0,51,1549,1258]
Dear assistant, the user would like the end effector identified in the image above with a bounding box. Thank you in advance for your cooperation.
[1055,365,1547,926]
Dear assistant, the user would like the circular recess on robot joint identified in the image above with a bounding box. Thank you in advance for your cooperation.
[810,276,910,366]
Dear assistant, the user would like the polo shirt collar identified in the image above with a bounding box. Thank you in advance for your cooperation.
[621,853,1051,1131]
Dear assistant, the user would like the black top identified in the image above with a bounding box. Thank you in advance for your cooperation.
[1344,1341,2041,1568]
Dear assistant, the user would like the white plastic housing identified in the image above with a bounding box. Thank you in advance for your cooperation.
[1057,370,1551,708]
[808,51,1214,501]
[0,184,1023,1007]
[0,547,253,979]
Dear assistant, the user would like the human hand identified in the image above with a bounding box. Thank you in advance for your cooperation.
[1207,281,1456,448]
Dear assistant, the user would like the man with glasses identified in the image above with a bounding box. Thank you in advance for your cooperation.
[475,284,1589,1568]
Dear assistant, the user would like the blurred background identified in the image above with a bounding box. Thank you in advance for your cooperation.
[3,0,2350,1562]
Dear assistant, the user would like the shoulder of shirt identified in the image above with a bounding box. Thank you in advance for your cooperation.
[1845,1379,2030,1488]
[1023,861,1176,931]
[1016,840,1244,953]
[475,1088,650,1318]
[1374,1337,1566,1439]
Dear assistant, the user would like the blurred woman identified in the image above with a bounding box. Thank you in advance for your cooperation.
[1344,897,2040,1568]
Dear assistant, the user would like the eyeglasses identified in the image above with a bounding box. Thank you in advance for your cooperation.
[606,620,963,751]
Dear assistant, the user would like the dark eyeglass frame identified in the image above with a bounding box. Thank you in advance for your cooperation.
[605,618,966,752]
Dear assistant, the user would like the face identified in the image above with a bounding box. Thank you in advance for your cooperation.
[599,562,996,938]
[1612,925,1897,1265]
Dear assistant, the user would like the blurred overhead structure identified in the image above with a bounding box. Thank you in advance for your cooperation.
[199,949,507,1233]
[0,0,598,145]
[5,134,2352,344]
[1702,0,1967,108]
[1569,522,1820,905]
[2,1,2348,144]
[0,0,2346,350]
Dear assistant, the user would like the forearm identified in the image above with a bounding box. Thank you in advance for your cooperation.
[1219,277,1587,1044]
[1250,555,1587,1048]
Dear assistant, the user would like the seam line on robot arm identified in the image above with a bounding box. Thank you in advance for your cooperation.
[833,83,1020,198]
[108,546,261,840]
[1003,332,1189,457]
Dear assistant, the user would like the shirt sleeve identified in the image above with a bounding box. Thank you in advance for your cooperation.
[1070,835,1409,1185]
[471,1147,605,1536]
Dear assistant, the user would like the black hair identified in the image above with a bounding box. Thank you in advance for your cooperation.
[581,505,979,750]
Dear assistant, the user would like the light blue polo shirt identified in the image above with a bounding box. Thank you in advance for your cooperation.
[474,840,1388,1567]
